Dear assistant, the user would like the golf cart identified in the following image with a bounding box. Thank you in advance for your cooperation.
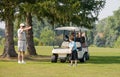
[51,27,89,63]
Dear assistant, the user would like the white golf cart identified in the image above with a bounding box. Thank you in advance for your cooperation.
[51,27,89,63]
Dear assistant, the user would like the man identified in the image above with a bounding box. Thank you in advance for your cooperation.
[17,23,31,64]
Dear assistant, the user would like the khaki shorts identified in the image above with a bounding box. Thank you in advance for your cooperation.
[18,41,26,51]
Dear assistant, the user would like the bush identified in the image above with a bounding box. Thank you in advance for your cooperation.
[114,36,120,48]
[14,38,18,46]
[34,37,40,46]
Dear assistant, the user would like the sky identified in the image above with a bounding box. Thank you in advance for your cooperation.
[98,0,120,20]
[0,0,120,29]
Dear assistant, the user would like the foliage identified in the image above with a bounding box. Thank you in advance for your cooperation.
[94,8,120,47]
[87,30,94,46]
[114,36,120,48]
[32,17,52,38]
[12,0,105,47]
[14,38,18,46]
[34,0,105,28]
[0,0,106,57]
[40,26,54,46]
[0,0,20,57]
[33,37,40,46]
[94,34,105,47]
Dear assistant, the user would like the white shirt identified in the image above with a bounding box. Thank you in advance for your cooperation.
[17,29,26,41]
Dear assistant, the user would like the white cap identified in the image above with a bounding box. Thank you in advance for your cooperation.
[20,23,25,27]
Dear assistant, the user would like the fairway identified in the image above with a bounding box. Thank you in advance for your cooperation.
[0,46,120,77]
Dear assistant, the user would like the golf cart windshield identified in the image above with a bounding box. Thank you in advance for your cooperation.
[53,27,88,48]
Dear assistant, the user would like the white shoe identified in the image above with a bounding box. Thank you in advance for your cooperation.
[18,61,21,64]
[21,61,26,64]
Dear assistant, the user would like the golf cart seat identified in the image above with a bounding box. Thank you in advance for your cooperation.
[61,41,69,48]
[61,41,81,49]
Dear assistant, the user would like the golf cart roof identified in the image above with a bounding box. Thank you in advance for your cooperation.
[55,27,88,31]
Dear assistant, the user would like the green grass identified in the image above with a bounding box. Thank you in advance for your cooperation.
[0,46,120,77]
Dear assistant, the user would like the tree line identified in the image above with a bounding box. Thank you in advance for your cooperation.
[93,7,120,48]
[0,0,105,58]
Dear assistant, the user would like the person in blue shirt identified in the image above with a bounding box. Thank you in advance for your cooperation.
[69,35,78,66]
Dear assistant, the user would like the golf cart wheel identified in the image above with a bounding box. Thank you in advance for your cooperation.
[79,54,86,63]
[51,54,58,63]
[86,53,90,60]
[60,58,66,63]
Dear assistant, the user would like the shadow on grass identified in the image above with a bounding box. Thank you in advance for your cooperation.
[87,56,120,64]
[0,55,51,62]
[26,55,120,64]
[1,55,120,64]
[25,55,51,62]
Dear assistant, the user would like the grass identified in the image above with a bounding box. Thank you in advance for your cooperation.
[0,46,120,77]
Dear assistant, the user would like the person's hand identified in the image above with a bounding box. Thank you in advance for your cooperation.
[28,26,31,29]
[24,26,32,30]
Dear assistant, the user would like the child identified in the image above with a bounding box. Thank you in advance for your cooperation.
[69,35,78,66]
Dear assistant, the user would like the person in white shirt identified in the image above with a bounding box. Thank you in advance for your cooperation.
[17,23,31,64]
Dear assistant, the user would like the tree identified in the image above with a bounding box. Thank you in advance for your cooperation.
[87,30,94,46]
[26,12,37,55]
[40,0,106,28]
[95,16,116,47]
[94,8,120,47]
[0,0,18,57]
[18,1,37,55]
[114,36,120,48]
[113,8,120,47]
[113,8,120,39]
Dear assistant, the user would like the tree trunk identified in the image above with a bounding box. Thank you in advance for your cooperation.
[26,12,37,55]
[1,17,17,58]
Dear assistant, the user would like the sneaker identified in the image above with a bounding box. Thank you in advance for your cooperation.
[21,61,26,64]
[18,61,21,64]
